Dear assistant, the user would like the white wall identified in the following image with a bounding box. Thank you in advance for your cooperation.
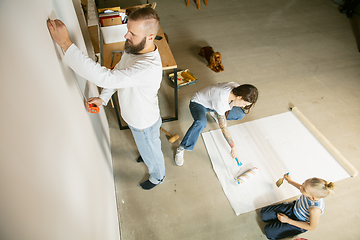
[0,0,120,239]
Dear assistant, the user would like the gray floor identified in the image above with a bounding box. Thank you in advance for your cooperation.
[102,0,360,239]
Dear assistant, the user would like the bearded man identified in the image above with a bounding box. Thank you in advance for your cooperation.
[47,7,165,190]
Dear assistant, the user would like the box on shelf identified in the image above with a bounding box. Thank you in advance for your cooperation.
[100,14,122,27]
[101,24,127,44]
[99,9,128,44]
[97,6,121,13]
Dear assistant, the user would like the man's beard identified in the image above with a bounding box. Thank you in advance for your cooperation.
[124,37,147,54]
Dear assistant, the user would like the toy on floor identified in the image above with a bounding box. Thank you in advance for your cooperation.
[236,167,258,184]
[199,46,224,73]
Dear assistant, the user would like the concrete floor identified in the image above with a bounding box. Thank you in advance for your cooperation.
[101,0,360,239]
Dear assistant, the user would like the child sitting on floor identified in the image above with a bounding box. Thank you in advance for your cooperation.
[260,174,334,240]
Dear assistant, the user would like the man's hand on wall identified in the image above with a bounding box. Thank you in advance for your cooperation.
[47,19,73,52]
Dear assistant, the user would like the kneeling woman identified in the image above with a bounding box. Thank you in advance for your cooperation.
[174,82,258,166]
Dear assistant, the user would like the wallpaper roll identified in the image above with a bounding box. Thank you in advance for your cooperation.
[289,103,358,177]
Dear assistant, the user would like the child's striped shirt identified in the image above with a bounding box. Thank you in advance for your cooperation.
[293,195,325,221]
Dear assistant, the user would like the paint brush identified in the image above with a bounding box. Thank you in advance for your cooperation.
[276,173,289,187]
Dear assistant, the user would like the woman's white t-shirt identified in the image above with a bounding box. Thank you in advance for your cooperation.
[191,82,239,115]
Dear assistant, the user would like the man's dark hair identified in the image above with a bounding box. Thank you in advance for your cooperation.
[128,7,160,22]
[129,8,160,35]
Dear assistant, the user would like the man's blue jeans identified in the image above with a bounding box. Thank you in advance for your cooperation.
[129,117,165,184]
[180,101,245,150]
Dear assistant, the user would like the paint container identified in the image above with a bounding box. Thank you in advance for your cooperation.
[236,167,258,184]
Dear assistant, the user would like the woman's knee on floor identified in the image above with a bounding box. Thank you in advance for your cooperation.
[227,106,245,120]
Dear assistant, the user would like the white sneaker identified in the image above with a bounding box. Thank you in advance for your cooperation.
[175,147,184,166]
[209,111,218,124]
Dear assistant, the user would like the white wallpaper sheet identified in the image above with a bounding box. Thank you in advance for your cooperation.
[202,111,350,215]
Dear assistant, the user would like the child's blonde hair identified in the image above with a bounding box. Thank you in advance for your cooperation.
[308,177,335,198]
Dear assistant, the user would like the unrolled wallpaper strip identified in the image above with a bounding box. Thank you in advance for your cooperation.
[202,110,353,215]
[289,103,358,177]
